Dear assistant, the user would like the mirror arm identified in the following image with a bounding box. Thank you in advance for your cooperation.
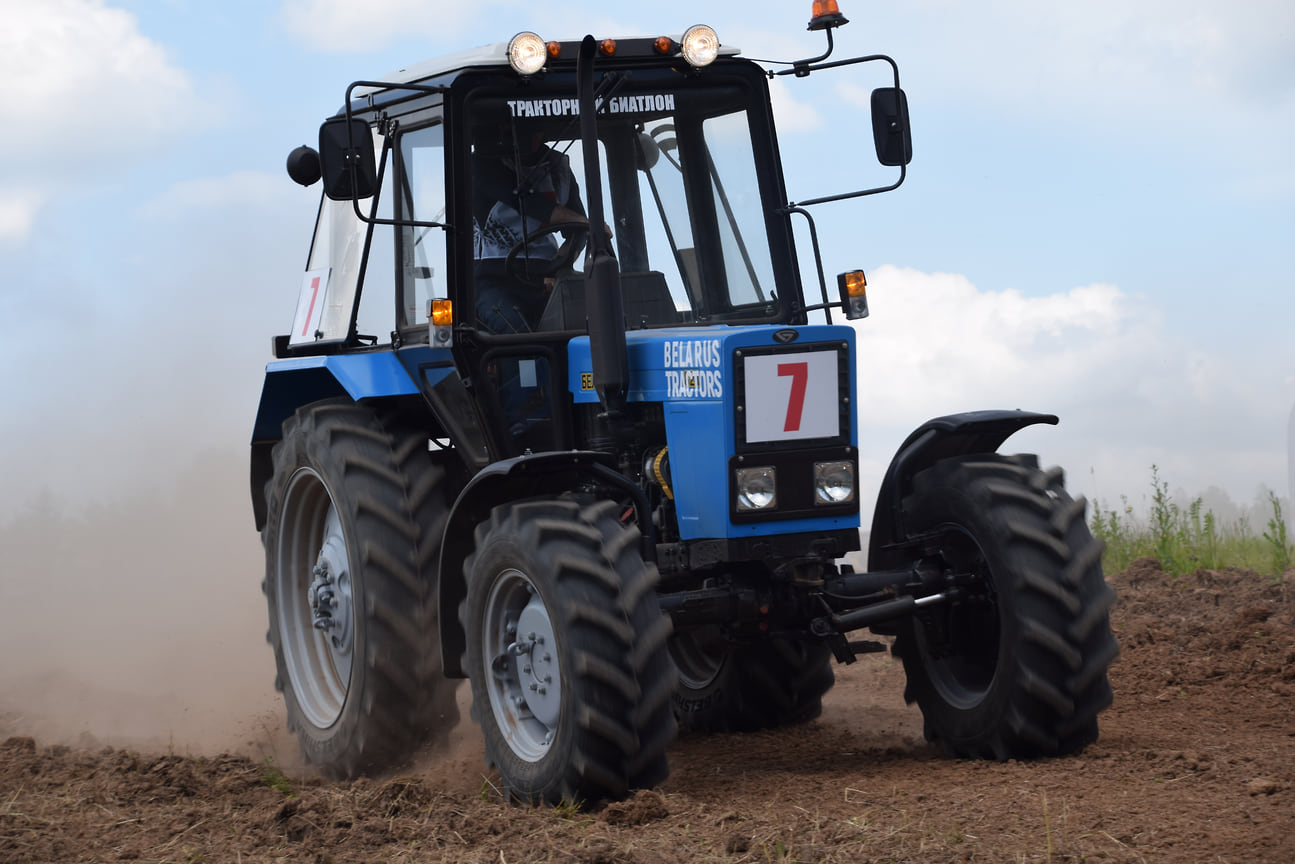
[339,80,454,230]
[349,120,393,226]
[775,51,900,86]
[778,52,907,207]
[791,162,906,209]
[784,27,838,77]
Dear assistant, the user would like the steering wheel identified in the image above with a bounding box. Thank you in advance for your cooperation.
[504,221,589,288]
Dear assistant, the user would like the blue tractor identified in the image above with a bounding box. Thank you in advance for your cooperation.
[250,5,1117,805]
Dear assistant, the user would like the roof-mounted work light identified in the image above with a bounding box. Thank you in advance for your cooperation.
[680,25,720,67]
[507,31,548,75]
[808,0,849,31]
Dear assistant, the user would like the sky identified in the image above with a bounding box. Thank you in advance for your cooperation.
[1,0,1293,524]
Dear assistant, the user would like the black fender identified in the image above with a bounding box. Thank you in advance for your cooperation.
[439,449,649,678]
[868,410,1058,569]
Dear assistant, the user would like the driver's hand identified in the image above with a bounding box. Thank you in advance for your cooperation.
[548,205,612,241]
[548,204,587,225]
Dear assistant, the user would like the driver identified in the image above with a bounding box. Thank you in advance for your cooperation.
[472,128,590,333]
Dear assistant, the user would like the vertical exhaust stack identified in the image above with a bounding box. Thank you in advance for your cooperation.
[576,35,628,417]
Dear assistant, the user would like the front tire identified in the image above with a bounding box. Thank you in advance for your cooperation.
[462,498,676,805]
[893,454,1118,759]
[670,632,834,733]
[262,398,459,778]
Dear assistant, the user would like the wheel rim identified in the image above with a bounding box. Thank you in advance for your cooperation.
[916,524,1001,710]
[482,568,562,762]
[669,628,728,690]
[275,468,355,730]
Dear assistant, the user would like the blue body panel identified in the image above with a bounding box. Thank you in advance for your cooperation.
[569,325,860,541]
[251,352,423,441]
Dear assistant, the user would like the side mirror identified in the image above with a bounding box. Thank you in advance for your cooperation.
[870,87,912,167]
[318,116,377,200]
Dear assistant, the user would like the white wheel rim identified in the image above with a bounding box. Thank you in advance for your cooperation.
[275,468,354,729]
[482,568,562,762]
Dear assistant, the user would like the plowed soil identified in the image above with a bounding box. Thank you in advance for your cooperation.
[3,559,1293,863]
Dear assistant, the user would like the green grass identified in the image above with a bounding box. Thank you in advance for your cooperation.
[260,755,295,798]
[1089,465,1291,580]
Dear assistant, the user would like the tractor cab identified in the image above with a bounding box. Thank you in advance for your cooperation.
[277,22,907,463]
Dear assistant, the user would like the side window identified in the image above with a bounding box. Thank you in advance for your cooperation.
[399,125,448,328]
[302,196,364,343]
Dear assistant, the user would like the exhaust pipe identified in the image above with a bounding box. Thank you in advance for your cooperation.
[576,35,628,416]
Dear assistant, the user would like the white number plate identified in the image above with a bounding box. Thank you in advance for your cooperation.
[742,350,841,443]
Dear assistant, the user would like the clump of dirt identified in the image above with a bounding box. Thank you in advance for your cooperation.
[1114,557,1295,698]
[3,562,1293,863]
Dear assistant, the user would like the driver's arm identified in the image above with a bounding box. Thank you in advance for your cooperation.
[473,156,563,226]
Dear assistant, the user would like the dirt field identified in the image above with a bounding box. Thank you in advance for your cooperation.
[2,558,1292,863]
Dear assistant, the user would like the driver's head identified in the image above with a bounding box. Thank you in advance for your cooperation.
[477,121,549,162]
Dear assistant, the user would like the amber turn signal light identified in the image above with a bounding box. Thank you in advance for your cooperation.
[430,299,454,326]
[837,270,869,320]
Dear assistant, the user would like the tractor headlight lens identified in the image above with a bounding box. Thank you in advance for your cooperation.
[680,25,720,68]
[814,460,855,505]
[735,466,777,511]
[507,32,548,76]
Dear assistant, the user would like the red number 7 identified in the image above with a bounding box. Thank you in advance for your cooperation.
[778,362,809,432]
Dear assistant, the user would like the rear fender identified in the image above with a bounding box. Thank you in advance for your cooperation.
[249,354,421,531]
[868,410,1058,569]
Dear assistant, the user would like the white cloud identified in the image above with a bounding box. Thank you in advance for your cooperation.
[0,0,205,234]
[903,0,1295,114]
[0,1,200,161]
[851,265,1288,511]
[855,268,1142,414]
[0,188,44,243]
[768,77,825,132]
[138,170,290,220]
[281,0,480,53]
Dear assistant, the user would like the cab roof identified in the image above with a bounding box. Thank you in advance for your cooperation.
[354,34,744,97]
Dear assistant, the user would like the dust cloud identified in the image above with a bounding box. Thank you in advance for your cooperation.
[0,446,287,758]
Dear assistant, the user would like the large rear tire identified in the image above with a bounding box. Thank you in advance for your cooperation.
[262,398,459,778]
[670,632,834,733]
[462,498,676,805]
[893,454,1118,759]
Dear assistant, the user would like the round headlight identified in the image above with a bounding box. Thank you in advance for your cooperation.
[736,466,777,511]
[814,460,855,505]
[680,24,720,68]
[507,32,547,76]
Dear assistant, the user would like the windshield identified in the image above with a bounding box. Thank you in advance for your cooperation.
[465,75,788,334]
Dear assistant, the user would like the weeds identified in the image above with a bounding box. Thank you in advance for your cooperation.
[1147,466,1180,574]
[1091,467,1290,578]
[260,756,294,798]
[1261,490,1291,579]
[552,797,583,818]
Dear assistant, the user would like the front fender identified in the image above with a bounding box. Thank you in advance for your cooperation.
[437,450,619,678]
[868,409,1058,569]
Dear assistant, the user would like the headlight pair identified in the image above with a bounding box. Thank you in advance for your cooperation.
[735,460,855,512]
